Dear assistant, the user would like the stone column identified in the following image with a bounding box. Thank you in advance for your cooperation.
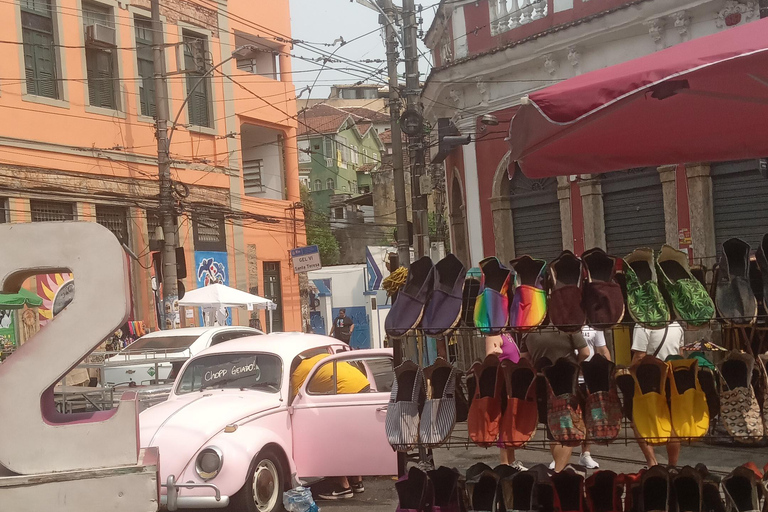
[557,176,574,252]
[8,197,30,223]
[578,175,606,250]
[76,201,95,222]
[686,163,716,265]
[130,207,155,329]
[657,165,679,247]
[490,195,514,263]
[450,206,470,268]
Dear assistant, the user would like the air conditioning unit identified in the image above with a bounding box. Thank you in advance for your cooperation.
[86,23,116,48]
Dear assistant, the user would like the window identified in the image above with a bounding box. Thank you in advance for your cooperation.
[183,32,211,127]
[334,207,344,220]
[96,205,128,244]
[306,356,393,395]
[360,185,370,194]
[176,352,281,394]
[21,0,58,99]
[83,2,117,110]
[0,199,7,223]
[235,49,277,79]
[323,137,334,159]
[313,179,322,192]
[337,136,350,166]
[193,213,226,252]
[351,147,358,166]
[135,17,155,117]
[30,200,74,222]
[298,140,311,163]
[326,178,335,190]
[210,330,261,346]
[243,158,263,195]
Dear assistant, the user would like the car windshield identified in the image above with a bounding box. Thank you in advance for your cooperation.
[124,335,199,352]
[176,352,282,394]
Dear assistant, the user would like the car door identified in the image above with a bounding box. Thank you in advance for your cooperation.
[290,349,396,479]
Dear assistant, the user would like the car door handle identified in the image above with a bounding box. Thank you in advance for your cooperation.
[376,406,388,412]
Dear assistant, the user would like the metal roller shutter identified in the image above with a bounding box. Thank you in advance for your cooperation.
[602,168,666,258]
[509,174,563,262]
[712,160,768,252]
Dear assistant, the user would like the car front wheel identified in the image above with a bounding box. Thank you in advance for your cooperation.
[233,450,286,512]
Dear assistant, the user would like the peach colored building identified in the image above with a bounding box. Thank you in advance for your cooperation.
[0,0,305,336]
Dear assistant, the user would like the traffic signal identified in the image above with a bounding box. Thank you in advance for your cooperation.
[151,247,187,283]
[431,118,471,164]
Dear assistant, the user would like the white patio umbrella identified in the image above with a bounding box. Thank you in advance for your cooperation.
[178,283,276,329]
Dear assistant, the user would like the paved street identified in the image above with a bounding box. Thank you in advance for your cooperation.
[318,426,768,511]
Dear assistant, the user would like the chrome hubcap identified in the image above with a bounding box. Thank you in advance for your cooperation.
[252,460,279,511]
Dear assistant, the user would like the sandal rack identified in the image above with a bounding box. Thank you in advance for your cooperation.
[388,319,768,479]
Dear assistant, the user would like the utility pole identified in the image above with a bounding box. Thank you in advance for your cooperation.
[380,0,411,269]
[151,0,178,329]
[402,0,429,258]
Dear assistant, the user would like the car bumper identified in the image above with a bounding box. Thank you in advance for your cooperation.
[162,475,229,510]
[160,494,230,509]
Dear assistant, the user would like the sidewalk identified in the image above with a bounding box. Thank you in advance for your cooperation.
[320,426,768,511]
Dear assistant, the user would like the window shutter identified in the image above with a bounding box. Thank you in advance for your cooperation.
[138,57,156,117]
[87,49,115,109]
[23,31,37,96]
[34,32,57,99]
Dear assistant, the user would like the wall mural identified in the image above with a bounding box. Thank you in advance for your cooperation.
[37,273,74,327]
[194,251,231,326]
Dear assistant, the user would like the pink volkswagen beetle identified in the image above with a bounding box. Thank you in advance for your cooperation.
[139,332,397,511]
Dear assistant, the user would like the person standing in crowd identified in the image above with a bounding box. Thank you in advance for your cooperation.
[575,326,612,469]
[486,333,525,470]
[520,330,590,472]
[330,308,354,345]
[631,322,685,467]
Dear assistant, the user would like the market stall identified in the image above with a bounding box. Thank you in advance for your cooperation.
[385,15,768,512]
[178,283,276,330]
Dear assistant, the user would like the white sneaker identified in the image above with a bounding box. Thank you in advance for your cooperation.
[510,460,527,471]
[579,452,599,469]
[548,460,555,470]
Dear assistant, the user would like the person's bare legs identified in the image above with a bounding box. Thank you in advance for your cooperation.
[634,425,658,466]
[666,440,681,466]
[550,443,573,472]
[499,447,515,465]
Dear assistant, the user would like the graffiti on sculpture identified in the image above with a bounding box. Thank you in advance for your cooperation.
[38,273,74,327]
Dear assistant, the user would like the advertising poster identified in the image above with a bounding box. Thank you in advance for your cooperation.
[194,251,231,326]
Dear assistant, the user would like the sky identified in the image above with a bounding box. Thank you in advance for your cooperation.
[288,0,436,99]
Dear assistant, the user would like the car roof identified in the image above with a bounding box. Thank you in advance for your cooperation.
[193,332,343,361]
[135,326,260,339]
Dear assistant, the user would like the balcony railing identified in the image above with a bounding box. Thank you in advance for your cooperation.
[489,0,548,35]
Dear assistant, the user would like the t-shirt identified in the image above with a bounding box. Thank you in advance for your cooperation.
[581,327,607,361]
[520,331,588,365]
[332,316,353,342]
[631,322,684,362]
[291,354,370,397]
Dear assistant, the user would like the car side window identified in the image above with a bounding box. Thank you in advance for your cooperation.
[306,357,393,395]
[210,331,257,346]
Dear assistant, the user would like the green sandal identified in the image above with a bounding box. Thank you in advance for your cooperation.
[656,245,715,328]
[624,248,670,329]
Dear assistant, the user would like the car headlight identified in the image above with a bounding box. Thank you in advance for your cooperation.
[195,446,223,481]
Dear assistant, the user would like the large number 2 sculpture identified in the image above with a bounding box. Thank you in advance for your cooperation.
[0,222,140,474]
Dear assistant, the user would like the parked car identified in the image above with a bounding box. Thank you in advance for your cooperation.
[103,326,263,386]
[139,332,396,511]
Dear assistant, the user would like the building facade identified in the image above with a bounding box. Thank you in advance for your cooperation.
[298,104,384,214]
[0,0,305,337]
[423,0,768,276]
